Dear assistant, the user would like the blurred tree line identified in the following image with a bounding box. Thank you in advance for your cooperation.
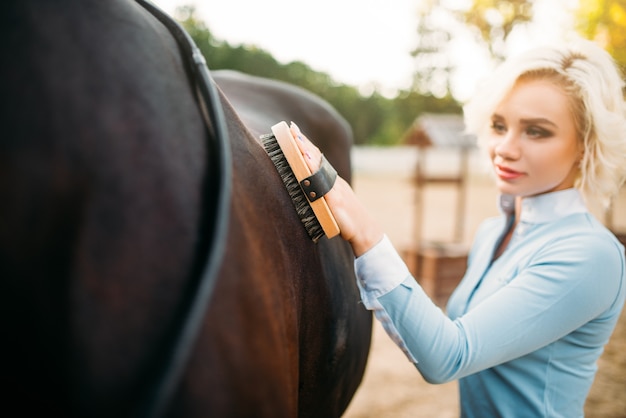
[177,0,625,145]
[176,6,461,146]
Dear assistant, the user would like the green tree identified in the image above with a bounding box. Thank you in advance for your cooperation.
[575,0,626,71]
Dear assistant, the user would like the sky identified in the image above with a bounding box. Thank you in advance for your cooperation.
[153,0,420,96]
[152,0,578,100]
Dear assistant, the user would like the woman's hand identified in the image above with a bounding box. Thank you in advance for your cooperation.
[290,122,384,257]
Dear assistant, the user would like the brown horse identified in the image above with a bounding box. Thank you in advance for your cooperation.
[1,0,371,417]
[212,69,353,183]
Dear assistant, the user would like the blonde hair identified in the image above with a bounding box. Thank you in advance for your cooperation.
[463,39,626,207]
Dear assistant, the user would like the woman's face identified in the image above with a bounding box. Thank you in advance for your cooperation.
[487,78,582,198]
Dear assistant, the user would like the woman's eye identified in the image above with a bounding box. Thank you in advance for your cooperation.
[490,121,506,134]
[526,126,551,138]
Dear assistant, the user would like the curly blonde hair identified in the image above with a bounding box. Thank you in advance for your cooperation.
[463,39,626,207]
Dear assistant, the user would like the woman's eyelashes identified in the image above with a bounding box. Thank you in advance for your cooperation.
[525,125,553,139]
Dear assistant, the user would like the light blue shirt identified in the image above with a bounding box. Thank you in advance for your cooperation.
[355,188,625,417]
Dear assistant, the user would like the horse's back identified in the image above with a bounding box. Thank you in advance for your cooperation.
[213,69,353,182]
[205,71,371,417]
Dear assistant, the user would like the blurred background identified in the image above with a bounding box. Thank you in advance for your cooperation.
[153,1,626,416]
[153,0,626,147]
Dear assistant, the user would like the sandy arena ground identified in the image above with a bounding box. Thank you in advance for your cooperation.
[341,146,626,418]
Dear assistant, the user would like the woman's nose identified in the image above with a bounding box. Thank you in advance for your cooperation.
[494,131,521,160]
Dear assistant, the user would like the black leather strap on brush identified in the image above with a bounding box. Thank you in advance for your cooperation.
[262,121,340,241]
[300,155,337,202]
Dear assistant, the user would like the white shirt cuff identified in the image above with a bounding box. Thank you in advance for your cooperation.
[354,235,411,308]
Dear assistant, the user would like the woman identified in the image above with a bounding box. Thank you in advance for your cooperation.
[290,39,626,417]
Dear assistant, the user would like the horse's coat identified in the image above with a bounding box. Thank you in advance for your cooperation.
[1,1,371,417]
[212,70,353,183]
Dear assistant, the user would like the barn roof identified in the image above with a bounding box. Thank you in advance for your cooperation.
[403,113,476,149]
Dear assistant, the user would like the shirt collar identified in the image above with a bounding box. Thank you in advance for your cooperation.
[498,188,588,224]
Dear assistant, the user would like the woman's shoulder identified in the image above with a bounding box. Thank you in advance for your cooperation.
[528,213,626,311]
[556,212,624,252]
[539,212,625,287]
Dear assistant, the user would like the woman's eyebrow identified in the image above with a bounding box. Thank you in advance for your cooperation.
[491,113,504,121]
[519,117,558,127]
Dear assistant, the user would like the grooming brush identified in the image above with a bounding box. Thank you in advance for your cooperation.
[261,121,340,242]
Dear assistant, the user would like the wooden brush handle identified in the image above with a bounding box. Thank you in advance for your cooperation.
[271,121,340,239]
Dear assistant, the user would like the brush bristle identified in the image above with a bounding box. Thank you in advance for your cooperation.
[261,133,325,242]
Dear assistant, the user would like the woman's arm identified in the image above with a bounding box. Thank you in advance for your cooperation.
[288,123,625,384]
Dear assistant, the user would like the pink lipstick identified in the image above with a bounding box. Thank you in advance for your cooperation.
[495,164,524,180]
